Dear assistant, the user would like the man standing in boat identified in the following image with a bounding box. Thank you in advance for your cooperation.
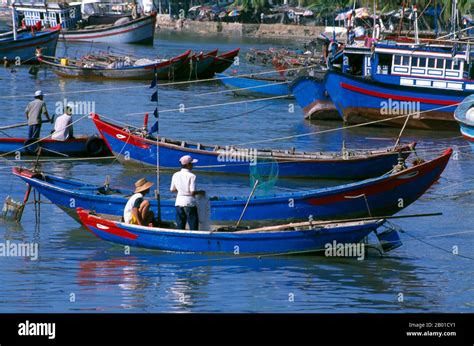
[170,155,205,230]
[25,90,52,140]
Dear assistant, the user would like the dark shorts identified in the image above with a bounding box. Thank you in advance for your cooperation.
[175,206,199,230]
[28,124,41,139]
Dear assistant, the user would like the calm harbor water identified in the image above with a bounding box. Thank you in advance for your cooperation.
[0,32,473,313]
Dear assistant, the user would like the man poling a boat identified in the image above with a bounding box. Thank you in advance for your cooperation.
[170,155,206,230]
[123,178,155,227]
[25,90,52,140]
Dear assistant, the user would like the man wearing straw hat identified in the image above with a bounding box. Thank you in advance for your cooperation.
[25,90,52,140]
[123,178,155,226]
[170,155,205,230]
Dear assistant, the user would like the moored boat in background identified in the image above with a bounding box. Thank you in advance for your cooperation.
[454,95,474,150]
[92,113,415,180]
[38,50,191,80]
[175,49,219,80]
[290,75,338,120]
[0,26,60,63]
[217,73,293,98]
[325,41,474,130]
[14,3,156,44]
[198,48,240,79]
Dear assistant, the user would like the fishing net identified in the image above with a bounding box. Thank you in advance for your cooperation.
[249,158,279,195]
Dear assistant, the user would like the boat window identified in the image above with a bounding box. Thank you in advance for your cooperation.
[394,55,401,65]
[402,56,410,66]
[377,54,392,75]
[436,59,444,69]
[446,59,453,70]
[453,60,461,70]
[419,57,427,67]
[428,58,435,68]
[412,57,418,66]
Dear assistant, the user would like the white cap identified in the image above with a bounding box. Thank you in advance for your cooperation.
[179,155,198,165]
[34,90,43,97]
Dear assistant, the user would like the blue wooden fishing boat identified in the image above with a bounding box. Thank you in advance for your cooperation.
[0,135,110,157]
[216,73,293,98]
[325,41,474,130]
[454,95,474,150]
[91,113,415,180]
[12,148,452,224]
[77,208,384,255]
[0,27,60,62]
[289,75,338,120]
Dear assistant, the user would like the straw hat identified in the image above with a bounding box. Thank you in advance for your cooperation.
[134,178,154,193]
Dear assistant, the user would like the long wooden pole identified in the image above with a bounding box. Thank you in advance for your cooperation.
[235,212,443,234]
[236,179,259,228]
[0,119,50,131]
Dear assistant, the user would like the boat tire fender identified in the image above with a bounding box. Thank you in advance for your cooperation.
[86,136,104,156]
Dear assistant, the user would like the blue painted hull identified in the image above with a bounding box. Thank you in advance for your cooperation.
[289,75,338,120]
[325,70,468,130]
[78,208,381,254]
[217,73,292,98]
[93,114,413,180]
[13,149,451,224]
[0,29,59,62]
[0,136,110,157]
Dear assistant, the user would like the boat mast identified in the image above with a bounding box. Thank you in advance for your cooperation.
[413,4,419,45]
[154,69,161,222]
[372,0,377,40]
[11,1,17,41]
[451,0,458,39]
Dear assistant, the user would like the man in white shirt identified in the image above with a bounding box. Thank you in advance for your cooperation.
[51,106,74,141]
[170,155,205,230]
[124,178,154,226]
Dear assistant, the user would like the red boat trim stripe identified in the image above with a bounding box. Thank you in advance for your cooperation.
[306,151,451,205]
[340,82,458,106]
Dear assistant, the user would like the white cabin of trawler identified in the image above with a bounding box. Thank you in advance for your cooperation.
[371,44,474,91]
[13,2,81,29]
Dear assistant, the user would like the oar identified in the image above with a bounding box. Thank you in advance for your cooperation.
[236,179,259,228]
[236,212,443,233]
[0,119,52,131]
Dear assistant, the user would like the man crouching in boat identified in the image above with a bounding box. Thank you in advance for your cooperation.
[51,106,74,141]
[124,178,155,227]
[170,155,206,230]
